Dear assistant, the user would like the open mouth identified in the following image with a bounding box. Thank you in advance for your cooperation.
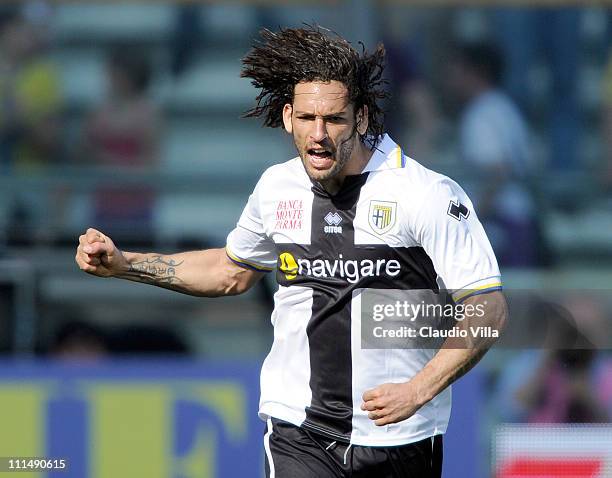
[307,148,333,160]
[307,148,335,170]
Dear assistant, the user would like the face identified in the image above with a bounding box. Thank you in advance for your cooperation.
[283,80,368,183]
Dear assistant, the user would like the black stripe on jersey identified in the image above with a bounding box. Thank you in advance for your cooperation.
[274,174,438,442]
[302,176,361,440]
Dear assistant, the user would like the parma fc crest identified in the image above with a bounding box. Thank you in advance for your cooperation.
[368,200,397,235]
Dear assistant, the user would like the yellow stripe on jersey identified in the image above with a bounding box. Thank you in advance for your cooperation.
[395,146,404,168]
[225,247,274,272]
[454,282,503,302]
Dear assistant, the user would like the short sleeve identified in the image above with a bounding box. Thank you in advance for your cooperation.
[412,178,502,302]
[226,179,277,272]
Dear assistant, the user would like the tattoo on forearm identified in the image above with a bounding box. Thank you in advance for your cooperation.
[128,256,185,285]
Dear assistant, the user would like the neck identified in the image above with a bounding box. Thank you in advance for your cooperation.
[319,141,373,195]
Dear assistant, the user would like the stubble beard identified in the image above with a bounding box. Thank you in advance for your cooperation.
[295,132,356,185]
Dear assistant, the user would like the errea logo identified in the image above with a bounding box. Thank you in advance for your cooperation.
[324,212,343,234]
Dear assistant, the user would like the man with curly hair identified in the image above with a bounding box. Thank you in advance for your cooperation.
[76,26,507,477]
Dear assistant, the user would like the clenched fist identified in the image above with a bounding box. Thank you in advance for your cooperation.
[75,228,128,278]
[361,382,425,426]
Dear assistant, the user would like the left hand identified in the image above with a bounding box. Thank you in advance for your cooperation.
[361,382,423,426]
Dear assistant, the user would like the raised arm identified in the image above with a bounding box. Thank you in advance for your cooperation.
[75,228,264,297]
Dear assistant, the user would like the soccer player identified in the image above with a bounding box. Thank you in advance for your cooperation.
[76,26,507,477]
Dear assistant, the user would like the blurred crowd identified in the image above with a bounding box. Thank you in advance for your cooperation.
[0,3,611,263]
[1,4,161,242]
[491,292,612,425]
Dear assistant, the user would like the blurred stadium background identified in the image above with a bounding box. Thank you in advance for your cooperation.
[0,1,611,477]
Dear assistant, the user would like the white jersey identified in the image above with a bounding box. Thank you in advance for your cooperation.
[226,134,501,446]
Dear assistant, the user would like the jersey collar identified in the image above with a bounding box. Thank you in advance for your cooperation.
[362,134,406,173]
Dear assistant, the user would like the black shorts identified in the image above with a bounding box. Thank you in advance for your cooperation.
[263,418,443,478]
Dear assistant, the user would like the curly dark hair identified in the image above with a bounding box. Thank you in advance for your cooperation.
[241,25,388,146]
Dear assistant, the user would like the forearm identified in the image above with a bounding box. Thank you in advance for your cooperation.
[116,248,245,297]
[409,347,488,406]
[409,291,508,406]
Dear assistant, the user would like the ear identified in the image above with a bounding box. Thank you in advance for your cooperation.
[356,105,369,136]
[282,103,293,134]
